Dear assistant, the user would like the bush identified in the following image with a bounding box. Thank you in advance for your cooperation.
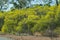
[0,5,60,35]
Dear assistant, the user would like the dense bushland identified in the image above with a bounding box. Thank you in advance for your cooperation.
[0,5,60,35]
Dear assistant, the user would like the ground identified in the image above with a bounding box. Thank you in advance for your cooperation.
[0,34,60,40]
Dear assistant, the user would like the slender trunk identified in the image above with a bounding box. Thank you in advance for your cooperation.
[0,6,2,11]
[56,0,59,6]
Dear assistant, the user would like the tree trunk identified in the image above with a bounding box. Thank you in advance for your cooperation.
[56,0,59,6]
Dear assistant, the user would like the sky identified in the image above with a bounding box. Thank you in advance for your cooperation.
[6,4,13,11]
[31,0,56,5]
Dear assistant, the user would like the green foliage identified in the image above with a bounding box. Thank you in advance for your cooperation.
[0,5,60,35]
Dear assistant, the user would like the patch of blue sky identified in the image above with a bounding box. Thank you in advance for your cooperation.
[31,0,43,4]
[50,0,56,5]
[7,4,13,10]
[3,4,13,11]
[31,0,56,5]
